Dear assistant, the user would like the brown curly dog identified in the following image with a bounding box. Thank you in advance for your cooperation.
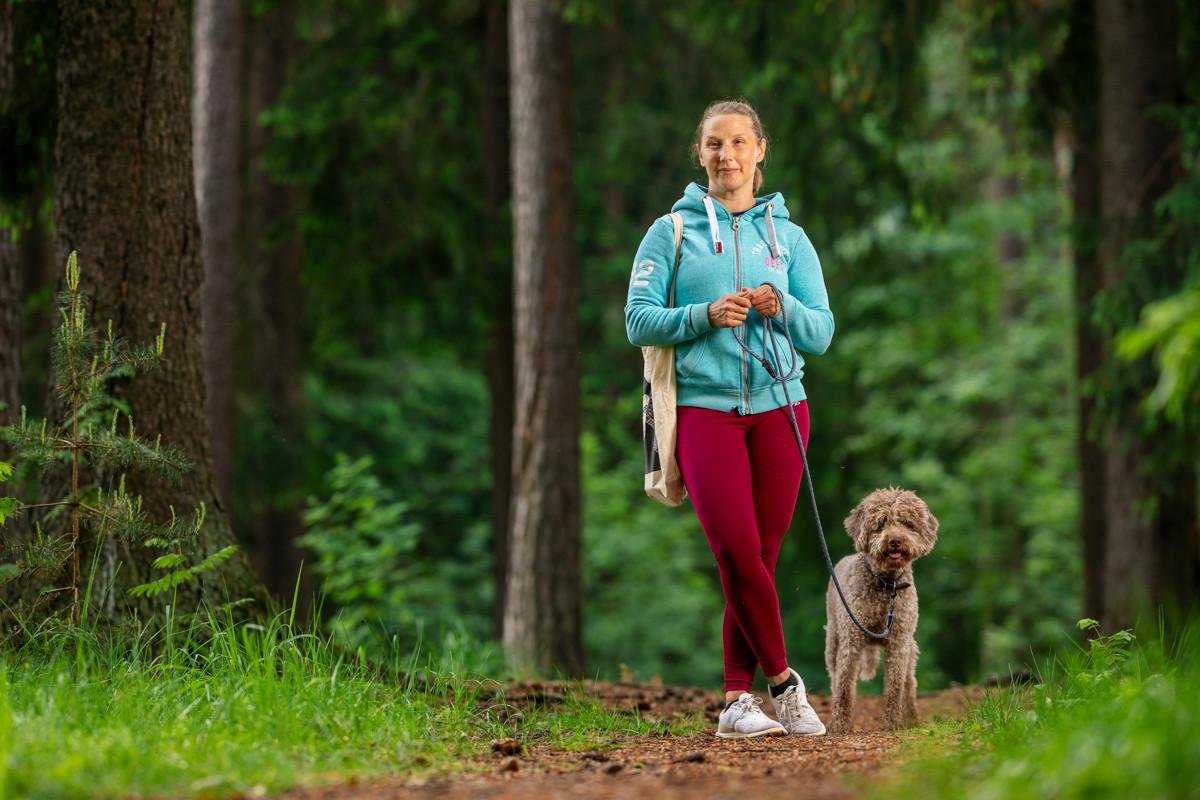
[824,487,939,733]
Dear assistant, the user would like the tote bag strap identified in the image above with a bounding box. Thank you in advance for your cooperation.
[667,212,683,307]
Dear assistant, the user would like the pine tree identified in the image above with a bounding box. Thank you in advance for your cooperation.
[0,252,237,628]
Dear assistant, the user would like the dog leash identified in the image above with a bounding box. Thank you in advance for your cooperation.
[733,283,899,640]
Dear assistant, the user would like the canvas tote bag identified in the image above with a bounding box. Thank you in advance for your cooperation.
[642,212,687,506]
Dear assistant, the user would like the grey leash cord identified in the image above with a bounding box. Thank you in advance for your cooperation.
[733,283,896,640]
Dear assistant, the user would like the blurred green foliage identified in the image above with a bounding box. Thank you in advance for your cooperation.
[299,447,491,657]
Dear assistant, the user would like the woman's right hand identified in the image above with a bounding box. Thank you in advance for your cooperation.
[708,292,752,328]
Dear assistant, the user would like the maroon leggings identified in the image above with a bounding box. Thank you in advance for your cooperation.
[676,401,811,693]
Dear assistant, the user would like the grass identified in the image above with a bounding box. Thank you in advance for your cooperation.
[0,604,705,799]
[12,592,1193,800]
[865,615,1200,800]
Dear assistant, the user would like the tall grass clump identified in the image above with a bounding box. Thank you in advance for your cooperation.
[869,615,1200,800]
[0,601,494,799]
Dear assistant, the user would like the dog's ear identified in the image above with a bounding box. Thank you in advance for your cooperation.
[843,502,867,551]
[918,503,940,555]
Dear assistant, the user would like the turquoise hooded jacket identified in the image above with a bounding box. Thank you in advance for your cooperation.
[625,182,834,415]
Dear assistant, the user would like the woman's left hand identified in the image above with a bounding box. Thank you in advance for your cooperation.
[741,285,780,318]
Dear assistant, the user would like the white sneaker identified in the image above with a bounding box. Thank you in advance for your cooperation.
[716,692,787,738]
[769,668,826,736]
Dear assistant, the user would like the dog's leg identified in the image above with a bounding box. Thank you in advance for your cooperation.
[824,590,838,679]
[902,641,920,726]
[882,638,915,730]
[825,582,839,721]
[829,636,860,734]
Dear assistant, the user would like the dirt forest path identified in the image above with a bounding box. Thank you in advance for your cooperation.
[277,681,984,800]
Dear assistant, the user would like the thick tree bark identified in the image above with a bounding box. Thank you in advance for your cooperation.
[52,0,265,617]
[1061,0,1107,624]
[503,0,584,676]
[244,1,309,612]
[482,0,514,642]
[1095,0,1197,632]
[193,0,244,514]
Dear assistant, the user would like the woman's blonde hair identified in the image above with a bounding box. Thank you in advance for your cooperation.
[692,99,768,194]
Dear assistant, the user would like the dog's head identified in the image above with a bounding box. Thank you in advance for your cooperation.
[843,487,939,572]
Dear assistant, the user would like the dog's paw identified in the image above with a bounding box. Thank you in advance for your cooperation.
[884,714,916,731]
[827,719,852,735]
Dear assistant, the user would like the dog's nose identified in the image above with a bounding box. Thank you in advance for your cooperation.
[888,538,901,548]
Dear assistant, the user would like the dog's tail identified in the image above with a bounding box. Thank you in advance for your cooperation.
[858,648,880,682]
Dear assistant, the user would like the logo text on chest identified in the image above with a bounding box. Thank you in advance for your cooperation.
[750,240,787,273]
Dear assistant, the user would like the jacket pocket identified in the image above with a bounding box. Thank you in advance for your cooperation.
[676,333,711,379]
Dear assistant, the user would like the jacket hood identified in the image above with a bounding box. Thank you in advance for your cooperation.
[671,182,790,258]
[671,181,791,221]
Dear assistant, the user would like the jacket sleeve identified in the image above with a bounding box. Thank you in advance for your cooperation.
[625,216,715,347]
[776,228,834,355]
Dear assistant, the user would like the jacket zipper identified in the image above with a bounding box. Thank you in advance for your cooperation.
[732,214,749,413]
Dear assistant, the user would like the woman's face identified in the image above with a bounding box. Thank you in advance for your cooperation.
[698,113,765,195]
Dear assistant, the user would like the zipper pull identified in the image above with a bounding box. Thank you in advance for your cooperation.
[732,215,740,231]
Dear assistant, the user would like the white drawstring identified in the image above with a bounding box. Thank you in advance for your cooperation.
[701,194,724,254]
[702,194,777,258]
[765,202,780,259]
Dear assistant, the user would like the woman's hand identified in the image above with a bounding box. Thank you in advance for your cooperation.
[707,293,751,328]
[744,285,780,318]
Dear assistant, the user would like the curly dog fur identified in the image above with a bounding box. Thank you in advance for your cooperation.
[824,487,939,733]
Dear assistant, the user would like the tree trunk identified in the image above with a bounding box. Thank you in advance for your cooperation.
[244,0,309,612]
[503,0,584,676]
[0,230,17,430]
[481,0,514,642]
[193,0,244,514]
[53,0,265,617]
[1,0,59,426]
[1061,0,1107,624]
[1095,0,1196,632]
[0,1,20,434]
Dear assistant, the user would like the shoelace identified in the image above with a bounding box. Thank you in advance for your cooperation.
[734,694,769,717]
[777,686,816,722]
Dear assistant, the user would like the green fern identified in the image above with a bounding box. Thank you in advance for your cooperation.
[129,545,239,598]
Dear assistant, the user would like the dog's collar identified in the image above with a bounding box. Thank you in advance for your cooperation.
[860,554,912,594]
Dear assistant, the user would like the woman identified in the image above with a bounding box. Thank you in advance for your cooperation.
[625,99,834,738]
